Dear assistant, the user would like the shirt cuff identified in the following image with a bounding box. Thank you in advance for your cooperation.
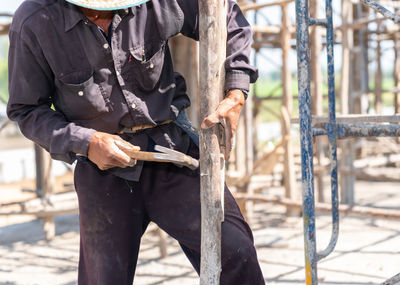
[71,127,97,157]
[224,70,250,92]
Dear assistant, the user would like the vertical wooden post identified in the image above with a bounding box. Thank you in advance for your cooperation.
[357,3,370,114]
[198,0,227,284]
[35,144,55,240]
[375,22,383,114]
[340,0,352,115]
[310,0,324,203]
[340,0,355,205]
[242,0,257,223]
[393,26,400,143]
[394,31,400,114]
[280,3,296,215]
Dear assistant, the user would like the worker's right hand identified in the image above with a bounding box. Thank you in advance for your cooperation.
[87,132,140,170]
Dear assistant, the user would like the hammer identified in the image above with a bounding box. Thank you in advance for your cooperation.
[121,144,199,170]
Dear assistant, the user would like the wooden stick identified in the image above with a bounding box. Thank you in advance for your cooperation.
[199,0,226,284]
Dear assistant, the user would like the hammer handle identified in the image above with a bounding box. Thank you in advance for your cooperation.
[124,150,172,163]
[123,149,199,170]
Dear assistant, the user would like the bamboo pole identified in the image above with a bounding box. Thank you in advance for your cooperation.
[198,0,227,283]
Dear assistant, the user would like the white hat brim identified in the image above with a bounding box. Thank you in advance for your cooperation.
[66,0,150,10]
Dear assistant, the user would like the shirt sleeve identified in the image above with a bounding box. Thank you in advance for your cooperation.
[177,0,259,92]
[7,26,96,164]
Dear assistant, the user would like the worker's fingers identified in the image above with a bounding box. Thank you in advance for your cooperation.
[201,112,221,129]
[111,140,135,166]
[114,139,140,167]
[114,139,141,152]
[88,132,139,170]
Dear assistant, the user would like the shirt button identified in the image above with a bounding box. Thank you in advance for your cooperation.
[131,103,136,109]
[84,20,89,25]
[78,91,84,97]
[149,62,154,69]
[116,70,120,76]
[103,43,109,49]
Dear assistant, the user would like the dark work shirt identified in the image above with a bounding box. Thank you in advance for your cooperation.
[7,0,258,180]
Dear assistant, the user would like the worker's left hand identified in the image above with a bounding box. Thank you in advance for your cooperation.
[201,89,245,161]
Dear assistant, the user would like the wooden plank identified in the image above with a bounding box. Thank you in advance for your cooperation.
[0,13,12,35]
[336,16,384,30]
[0,23,10,35]
[0,192,79,217]
[239,0,294,12]
[198,0,226,283]
[234,194,400,220]
[353,153,400,168]
[252,24,296,35]
[340,167,400,182]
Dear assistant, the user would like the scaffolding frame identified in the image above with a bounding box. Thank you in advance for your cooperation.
[295,0,400,283]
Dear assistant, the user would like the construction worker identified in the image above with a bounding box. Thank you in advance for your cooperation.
[7,0,265,284]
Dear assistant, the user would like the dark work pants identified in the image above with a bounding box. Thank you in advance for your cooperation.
[74,141,265,285]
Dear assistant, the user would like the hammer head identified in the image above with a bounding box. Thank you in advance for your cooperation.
[154,145,199,170]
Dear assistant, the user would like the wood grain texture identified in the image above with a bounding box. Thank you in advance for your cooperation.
[198,0,227,284]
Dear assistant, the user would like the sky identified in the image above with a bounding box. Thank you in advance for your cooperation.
[1,1,24,13]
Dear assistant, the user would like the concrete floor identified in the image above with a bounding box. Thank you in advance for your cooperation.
[0,180,400,285]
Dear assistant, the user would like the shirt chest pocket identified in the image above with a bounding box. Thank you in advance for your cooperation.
[54,70,109,121]
[127,41,166,92]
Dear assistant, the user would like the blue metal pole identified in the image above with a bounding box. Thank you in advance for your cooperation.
[360,0,400,24]
[295,0,317,283]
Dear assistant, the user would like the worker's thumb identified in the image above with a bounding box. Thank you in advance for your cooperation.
[201,112,220,129]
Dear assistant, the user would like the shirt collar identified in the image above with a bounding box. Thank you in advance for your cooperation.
[63,1,131,32]
[63,1,86,32]
[118,8,130,17]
